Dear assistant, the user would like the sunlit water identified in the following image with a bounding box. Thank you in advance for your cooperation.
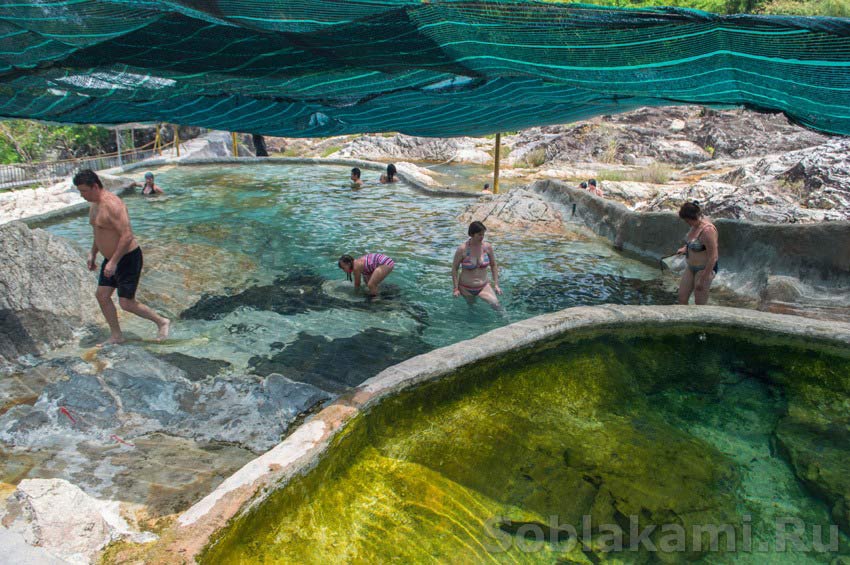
[46,164,670,373]
[201,329,850,563]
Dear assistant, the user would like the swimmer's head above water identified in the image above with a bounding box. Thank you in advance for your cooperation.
[338,254,354,281]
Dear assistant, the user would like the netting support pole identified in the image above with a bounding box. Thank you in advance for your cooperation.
[116,127,123,166]
[493,132,501,194]
[232,132,238,157]
[175,125,180,158]
[154,124,161,155]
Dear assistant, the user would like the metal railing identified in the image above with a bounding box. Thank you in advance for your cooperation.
[0,139,175,191]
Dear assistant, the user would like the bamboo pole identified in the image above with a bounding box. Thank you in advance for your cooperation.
[231,132,238,157]
[116,127,123,166]
[175,125,180,158]
[153,123,161,155]
[493,132,501,194]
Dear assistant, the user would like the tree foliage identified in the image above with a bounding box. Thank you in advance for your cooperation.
[0,120,112,164]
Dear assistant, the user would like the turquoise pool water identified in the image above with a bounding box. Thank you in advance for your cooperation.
[46,164,670,381]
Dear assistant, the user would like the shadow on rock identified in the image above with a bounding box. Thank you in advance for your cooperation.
[249,328,432,393]
[509,273,677,314]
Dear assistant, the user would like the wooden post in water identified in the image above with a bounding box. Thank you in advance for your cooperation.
[153,123,161,155]
[493,132,501,194]
[116,127,123,166]
[231,132,238,157]
[175,125,180,158]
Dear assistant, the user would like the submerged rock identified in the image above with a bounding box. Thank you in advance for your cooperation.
[0,221,99,364]
[180,271,332,320]
[764,350,850,535]
[155,352,231,382]
[249,328,432,392]
[180,269,429,331]
[508,273,677,313]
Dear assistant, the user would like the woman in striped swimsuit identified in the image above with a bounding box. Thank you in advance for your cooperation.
[338,252,395,296]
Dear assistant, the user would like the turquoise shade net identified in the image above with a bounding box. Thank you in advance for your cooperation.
[0,0,848,136]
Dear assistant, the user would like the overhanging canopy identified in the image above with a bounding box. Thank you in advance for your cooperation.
[0,1,849,136]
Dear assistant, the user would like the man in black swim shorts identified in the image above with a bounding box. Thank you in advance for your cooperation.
[74,169,170,344]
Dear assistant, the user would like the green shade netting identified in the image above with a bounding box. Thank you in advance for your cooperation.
[0,0,849,136]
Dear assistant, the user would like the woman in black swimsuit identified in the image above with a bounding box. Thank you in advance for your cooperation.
[675,201,718,305]
[141,172,164,196]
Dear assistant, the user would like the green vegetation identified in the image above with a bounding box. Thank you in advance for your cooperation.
[597,162,674,183]
[520,147,547,168]
[546,0,850,16]
[0,120,112,164]
[320,145,341,158]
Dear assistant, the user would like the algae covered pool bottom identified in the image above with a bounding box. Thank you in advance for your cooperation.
[202,327,850,564]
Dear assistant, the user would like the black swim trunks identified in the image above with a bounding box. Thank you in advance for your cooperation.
[98,246,143,299]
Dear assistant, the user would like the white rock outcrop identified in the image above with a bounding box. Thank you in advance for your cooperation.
[1,478,155,565]
[458,188,568,234]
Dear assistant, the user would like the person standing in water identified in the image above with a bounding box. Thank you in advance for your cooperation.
[350,167,363,187]
[379,163,397,183]
[452,221,502,310]
[675,200,718,305]
[140,172,164,195]
[74,169,169,344]
[338,253,395,296]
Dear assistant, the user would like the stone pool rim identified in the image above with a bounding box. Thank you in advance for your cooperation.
[121,156,480,198]
[164,304,850,561]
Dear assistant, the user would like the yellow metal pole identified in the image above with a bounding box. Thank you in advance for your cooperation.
[175,125,180,158]
[231,132,238,157]
[154,123,161,155]
[493,132,501,194]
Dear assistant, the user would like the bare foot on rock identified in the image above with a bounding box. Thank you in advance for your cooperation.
[156,318,170,341]
[98,335,126,347]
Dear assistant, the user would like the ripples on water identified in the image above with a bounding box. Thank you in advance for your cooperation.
[47,164,670,374]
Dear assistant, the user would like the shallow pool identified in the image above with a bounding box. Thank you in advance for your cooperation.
[47,164,671,384]
[201,328,850,564]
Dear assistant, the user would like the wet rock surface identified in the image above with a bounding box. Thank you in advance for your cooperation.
[458,188,570,235]
[0,346,329,453]
[0,221,99,364]
[249,328,432,393]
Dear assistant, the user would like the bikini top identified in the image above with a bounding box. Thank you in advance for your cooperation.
[685,223,713,254]
[461,240,491,270]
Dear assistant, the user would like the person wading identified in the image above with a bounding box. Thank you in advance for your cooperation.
[74,169,170,344]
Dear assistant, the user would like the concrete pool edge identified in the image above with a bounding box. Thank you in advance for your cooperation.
[163,304,850,561]
[121,156,480,198]
[531,178,850,297]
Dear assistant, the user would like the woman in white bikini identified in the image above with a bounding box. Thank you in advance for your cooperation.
[452,221,502,310]
[676,201,718,305]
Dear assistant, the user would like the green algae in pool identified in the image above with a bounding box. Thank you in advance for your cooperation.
[201,328,850,564]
